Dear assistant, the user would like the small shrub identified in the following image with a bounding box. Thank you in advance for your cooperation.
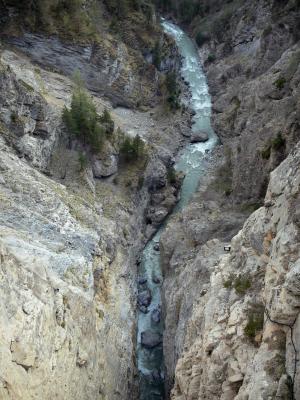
[178,0,200,24]
[223,278,233,289]
[211,7,234,41]
[234,276,251,295]
[10,111,18,123]
[211,147,232,195]
[207,54,216,63]
[167,166,177,184]
[195,31,209,46]
[272,133,285,150]
[240,202,262,213]
[273,76,286,89]
[78,151,87,171]
[244,307,264,339]
[261,144,271,160]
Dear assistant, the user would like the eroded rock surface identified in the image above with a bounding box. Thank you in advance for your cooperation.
[0,15,190,399]
[164,142,300,400]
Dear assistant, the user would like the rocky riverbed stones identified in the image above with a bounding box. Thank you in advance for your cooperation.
[190,131,209,143]
[141,331,163,349]
[151,307,161,324]
[137,289,152,308]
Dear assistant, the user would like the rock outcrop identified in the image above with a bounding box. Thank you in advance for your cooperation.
[202,0,300,204]
[160,1,300,398]
[167,140,300,400]
[0,6,191,398]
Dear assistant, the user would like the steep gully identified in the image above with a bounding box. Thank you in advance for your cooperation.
[137,20,218,399]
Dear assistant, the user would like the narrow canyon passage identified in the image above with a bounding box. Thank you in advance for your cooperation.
[137,20,218,400]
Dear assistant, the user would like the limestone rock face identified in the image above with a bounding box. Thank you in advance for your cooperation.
[0,134,137,400]
[164,142,300,400]
[0,52,60,171]
[0,23,190,399]
[202,0,300,204]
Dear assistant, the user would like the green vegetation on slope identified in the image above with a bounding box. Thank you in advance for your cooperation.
[63,74,147,164]
[63,73,105,153]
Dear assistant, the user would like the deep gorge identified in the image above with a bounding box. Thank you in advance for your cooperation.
[137,20,218,400]
[0,1,300,400]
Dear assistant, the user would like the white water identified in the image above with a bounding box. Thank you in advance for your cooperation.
[137,20,218,399]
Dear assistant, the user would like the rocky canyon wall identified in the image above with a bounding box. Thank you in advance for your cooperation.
[161,0,300,398]
[0,2,191,399]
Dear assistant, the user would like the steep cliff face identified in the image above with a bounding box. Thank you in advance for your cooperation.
[160,1,300,398]
[167,140,300,400]
[201,0,300,204]
[0,0,180,108]
[0,3,192,398]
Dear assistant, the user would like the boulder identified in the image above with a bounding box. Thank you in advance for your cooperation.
[144,159,167,192]
[153,243,160,251]
[139,306,149,314]
[138,277,147,285]
[191,131,209,143]
[141,330,162,349]
[92,154,118,178]
[137,289,152,307]
[152,276,161,285]
[151,307,161,324]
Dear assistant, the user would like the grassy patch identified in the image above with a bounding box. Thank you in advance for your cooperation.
[223,274,252,295]
[167,166,176,184]
[273,76,286,90]
[244,305,264,339]
[207,54,216,63]
[261,144,271,160]
[271,133,285,150]
[234,276,251,295]
[239,202,262,213]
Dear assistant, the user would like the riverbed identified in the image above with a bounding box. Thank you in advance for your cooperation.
[137,20,218,400]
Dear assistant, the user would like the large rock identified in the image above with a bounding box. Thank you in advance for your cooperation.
[151,307,161,324]
[92,154,118,178]
[144,159,167,192]
[190,131,209,143]
[141,330,163,349]
[137,289,152,308]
